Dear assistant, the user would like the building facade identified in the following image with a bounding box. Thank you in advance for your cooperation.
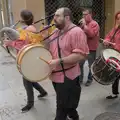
[0,0,120,38]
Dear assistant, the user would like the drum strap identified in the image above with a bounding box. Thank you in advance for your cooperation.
[47,26,77,44]
[55,26,76,76]
[52,66,75,73]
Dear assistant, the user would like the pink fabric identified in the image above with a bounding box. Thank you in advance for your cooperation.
[4,25,33,53]
[104,28,120,51]
[49,27,89,83]
[83,20,100,50]
[5,40,28,53]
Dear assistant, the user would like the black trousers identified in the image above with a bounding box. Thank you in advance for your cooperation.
[53,76,81,120]
[23,77,47,104]
[112,77,119,95]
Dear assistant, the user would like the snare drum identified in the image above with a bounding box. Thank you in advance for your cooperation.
[16,44,52,82]
[91,48,120,85]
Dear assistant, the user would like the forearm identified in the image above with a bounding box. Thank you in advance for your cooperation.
[61,53,87,64]
[84,25,97,38]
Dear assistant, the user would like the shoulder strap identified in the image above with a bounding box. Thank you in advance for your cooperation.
[57,26,76,76]
[48,26,76,43]
[57,35,66,76]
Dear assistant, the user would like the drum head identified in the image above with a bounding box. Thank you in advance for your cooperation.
[19,45,52,82]
[102,48,120,61]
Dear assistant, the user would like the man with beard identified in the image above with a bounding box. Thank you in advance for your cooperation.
[42,7,89,120]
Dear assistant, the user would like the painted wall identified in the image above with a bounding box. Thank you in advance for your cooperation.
[104,0,115,36]
[10,0,45,30]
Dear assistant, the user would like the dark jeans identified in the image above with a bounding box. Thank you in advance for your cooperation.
[112,77,119,95]
[79,50,96,82]
[23,77,47,104]
[53,77,81,120]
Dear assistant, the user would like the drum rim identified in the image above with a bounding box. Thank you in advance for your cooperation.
[101,48,120,70]
[91,59,115,85]
[102,48,120,61]
[16,43,52,82]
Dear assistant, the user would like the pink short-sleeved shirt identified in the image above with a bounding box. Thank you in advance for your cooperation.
[104,28,120,51]
[83,20,100,51]
[49,26,89,83]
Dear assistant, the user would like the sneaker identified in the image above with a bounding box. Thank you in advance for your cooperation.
[79,80,83,84]
[67,116,79,120]
[85,80,92,86]
[21,104,33,113]
[106,95,118,99]
[38,92,48,98]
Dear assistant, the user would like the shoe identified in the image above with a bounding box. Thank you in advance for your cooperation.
[79,80,83,84]
[106,95,118,99]
[38,92,48,98]
[85,80,92,86]
[66,116,72,120]
[21,103,34,113]
[67,116,79,120]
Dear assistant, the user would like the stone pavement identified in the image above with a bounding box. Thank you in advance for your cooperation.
[0,46,120,120]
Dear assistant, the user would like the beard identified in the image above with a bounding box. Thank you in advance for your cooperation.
[54,20,65,30]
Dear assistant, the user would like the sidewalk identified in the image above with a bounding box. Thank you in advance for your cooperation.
[0,46,120,120]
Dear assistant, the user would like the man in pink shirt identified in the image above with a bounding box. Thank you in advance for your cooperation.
[42,7,89,120]
[78,8,100,86]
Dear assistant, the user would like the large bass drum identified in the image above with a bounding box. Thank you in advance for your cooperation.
[91,48,120,85]
[16,44,52,82]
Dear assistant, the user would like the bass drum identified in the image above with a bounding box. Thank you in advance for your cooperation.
[91,48,120,85]
[16,43,52,82]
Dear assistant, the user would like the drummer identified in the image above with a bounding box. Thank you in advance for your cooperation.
[42,7,89,120]
[104,11,120,99]
[4,9,48,112]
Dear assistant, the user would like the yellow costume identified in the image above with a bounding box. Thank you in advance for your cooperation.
[17,28,43,44]
[16,19,56,44]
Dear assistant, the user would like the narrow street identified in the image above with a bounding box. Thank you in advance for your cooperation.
[0,46,119,120]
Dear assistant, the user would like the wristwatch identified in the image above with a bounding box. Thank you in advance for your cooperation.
[60,58,64,64]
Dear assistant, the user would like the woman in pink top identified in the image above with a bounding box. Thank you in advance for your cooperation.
[42,7,89,120]
[104,11,120,99]
[4,10,47,113]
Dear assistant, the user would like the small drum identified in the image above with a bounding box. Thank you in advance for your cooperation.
[91,48,120,85]
[16,44,52,82]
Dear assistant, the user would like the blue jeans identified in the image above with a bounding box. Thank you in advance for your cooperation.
[79,50,96,82]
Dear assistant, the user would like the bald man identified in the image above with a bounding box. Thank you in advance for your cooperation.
[42,7,89,120]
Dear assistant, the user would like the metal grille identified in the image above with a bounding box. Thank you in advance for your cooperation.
[45,0,105,38]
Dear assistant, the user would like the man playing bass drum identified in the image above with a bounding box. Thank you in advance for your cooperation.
[104,11,120,99]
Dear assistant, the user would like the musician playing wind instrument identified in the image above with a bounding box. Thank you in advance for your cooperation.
[4,9,47,113]
[78,8,100,86]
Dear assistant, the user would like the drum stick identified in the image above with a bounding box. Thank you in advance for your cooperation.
[39,57,50,64]
[100,38,115,45]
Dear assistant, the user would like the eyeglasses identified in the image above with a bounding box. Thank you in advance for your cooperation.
[83,13,89,16]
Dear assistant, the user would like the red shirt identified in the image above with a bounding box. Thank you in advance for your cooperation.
[49,26,89,83]
[83,20,100,51]
[104,28,120,51]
